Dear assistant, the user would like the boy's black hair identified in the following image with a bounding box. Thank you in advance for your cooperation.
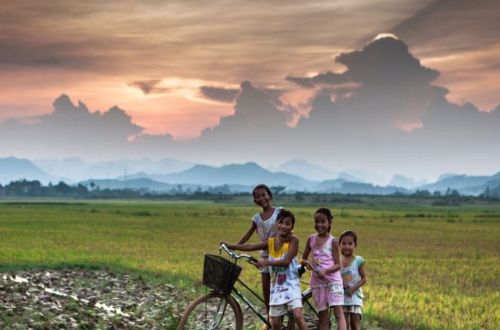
[277,209,295,227]
[252,184,273,199]
[339,230,358,246]
[315,207,333,232]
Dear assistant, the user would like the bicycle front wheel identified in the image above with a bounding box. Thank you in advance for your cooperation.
[177,292,243,330]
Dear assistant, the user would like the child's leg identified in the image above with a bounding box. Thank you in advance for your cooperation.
[269,316,282,330]
[318,309,329,330]
[344,312,350,330]
[291,307,309,330]
[261,272,270,312]
[349,313,361,330]
[269,305,286,330]
[332,306,347,330]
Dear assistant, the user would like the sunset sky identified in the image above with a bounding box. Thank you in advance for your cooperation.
[0,0,499,180]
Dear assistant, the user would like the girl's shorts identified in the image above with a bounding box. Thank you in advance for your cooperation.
[311,283,344,311]
[343,305,363,316]
[269,298,302,317]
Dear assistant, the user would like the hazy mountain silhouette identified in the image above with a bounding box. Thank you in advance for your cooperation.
[420,172,500,195]
[0,157,55,184]
[390,174,426,189]
[80,178,176,192]
[33,158,193,181]
[138,162,315,189]
[276,159,337,181]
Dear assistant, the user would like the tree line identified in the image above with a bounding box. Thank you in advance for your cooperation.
[1,180,499,202]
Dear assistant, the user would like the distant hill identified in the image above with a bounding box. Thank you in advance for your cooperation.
[34,158,193,181]
[419,172,500,195]
[0,157,55,184]
[135,162,315,190]
[316,178,406,195]
[276,159,337,181]
[81,178,176,192]
[389,174,426,189]
[315,178,350,192]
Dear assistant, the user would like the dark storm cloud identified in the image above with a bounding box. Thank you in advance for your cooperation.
[199,81,289,144]
[286,72,347,88]
[337,37,440,87]
[388,0,500,56]
[199,86,239,103]
[288,37,441,89]
[129,80,171,95]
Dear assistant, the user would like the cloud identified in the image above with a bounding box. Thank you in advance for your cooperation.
[286,72,347,88]
[287,37,500,178]
[129,80,171,95]
[199,86,239,103]
[0,95,143,159]
[0,36,498,179]
[289,37,442,89]
[389,0,500,56]
[200,81,289,141]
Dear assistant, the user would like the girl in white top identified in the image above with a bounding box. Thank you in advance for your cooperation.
[234,184,282,313]
[228,209,308,330]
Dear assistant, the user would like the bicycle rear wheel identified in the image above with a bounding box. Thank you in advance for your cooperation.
[177,292,243,330]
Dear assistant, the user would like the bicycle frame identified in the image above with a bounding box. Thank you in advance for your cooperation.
[231,278,271,327]
[218,243,320,329]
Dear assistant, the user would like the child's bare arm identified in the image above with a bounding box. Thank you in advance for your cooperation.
[322,239,341,276]
[347,263,367,295]
[301,236,311,266]
[237,222,257,244]
[227,241,267,252]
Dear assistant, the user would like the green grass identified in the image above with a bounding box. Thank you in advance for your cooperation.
[0,199,499,329]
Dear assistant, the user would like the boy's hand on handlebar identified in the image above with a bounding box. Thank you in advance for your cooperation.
[301,259,313,271]
[248,256,259,265]
[255,259,269,269]
[220,241,234,250]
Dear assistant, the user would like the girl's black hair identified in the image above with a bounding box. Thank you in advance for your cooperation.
[277,209,295,227]
[252,184,273,199]
[339,230,358,246]
[315,208,333,232]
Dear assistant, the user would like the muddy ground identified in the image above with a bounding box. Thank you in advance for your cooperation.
[0,268,187,329]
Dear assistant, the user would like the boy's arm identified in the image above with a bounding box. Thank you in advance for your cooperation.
[262,236,299,268]
[237,222,257,244]
[227,241,267,252]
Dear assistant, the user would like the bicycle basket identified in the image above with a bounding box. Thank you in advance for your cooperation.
[203,254,242,294]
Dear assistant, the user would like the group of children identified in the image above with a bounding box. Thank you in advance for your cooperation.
[225,184,367,330]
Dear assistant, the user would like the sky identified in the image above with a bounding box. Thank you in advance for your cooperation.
[0,0,499,181]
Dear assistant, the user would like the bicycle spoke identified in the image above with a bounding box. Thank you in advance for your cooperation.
[180,294,240,330]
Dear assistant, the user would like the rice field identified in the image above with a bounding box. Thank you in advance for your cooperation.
[0,199,499,329]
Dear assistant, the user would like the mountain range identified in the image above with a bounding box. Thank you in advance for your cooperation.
[1,157,499,196]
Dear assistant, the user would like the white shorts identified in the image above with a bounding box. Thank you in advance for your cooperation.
[269,298,303,317]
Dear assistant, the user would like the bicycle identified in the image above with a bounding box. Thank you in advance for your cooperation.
[177,243,320,330]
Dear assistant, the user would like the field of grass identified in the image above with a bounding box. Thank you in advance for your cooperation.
[1,199,499,329]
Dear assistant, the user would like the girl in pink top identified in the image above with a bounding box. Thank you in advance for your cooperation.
[302,208,346,330]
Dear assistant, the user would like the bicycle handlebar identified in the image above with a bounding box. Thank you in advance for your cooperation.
[219,243,259,265]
